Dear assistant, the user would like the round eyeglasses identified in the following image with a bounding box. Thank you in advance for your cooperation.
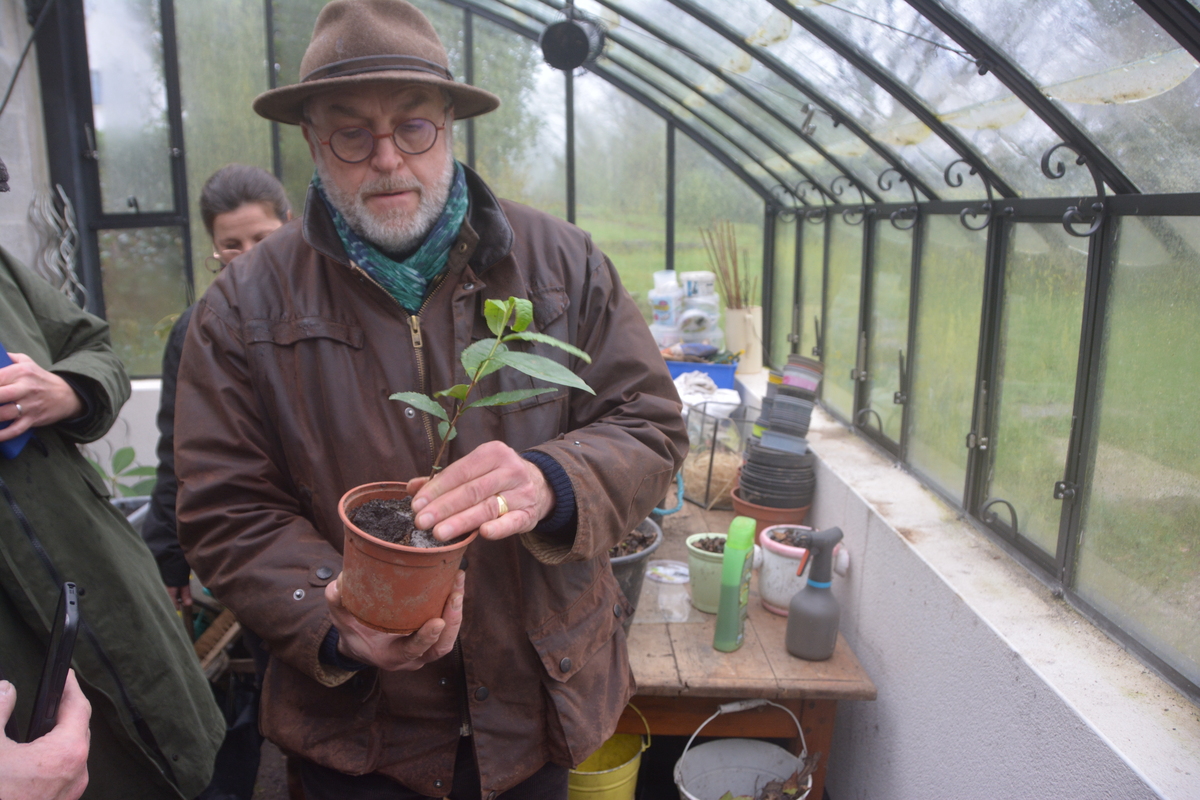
[318,119,445,164]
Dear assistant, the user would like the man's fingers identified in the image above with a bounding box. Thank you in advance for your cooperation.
[180,585,193,608]
[54,671,91,734]
[0,680,16,732]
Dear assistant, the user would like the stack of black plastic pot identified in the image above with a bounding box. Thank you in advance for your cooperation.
[737,374,819,509]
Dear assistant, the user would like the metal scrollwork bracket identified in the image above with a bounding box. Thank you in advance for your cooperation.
[944,158,995,232]
[794,179,831,224]
[770,184,800,222]
[830,175,869,226]
[1040,142,1107,238]
[980,497,1020,537]
[879,168,919,231]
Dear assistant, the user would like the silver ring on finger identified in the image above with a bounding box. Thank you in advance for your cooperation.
[14,403,22,418]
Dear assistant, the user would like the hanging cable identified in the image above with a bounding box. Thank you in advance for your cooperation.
[802,0,973,61]
[0,0,61,122]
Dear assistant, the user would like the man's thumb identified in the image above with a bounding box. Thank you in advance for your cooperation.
[0,680,16,731]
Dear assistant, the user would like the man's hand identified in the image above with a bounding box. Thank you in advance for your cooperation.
[408,441,554,541]
[164,583,193,613]
[326,570,464,671]
[0,353,84,442]
[0,671,91,800]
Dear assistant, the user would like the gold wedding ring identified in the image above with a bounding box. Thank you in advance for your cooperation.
[495,494,509,517]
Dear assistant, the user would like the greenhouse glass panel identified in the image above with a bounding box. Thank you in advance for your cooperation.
[906,215,987,504]
[939,0,1200,194]
[98,227,189,377]
[176,0,274,298]
[770,216,797,367]
[84,0,175,215]
[863,220,912,444]
[799,0,1094,199]
[1075,216,1200,690]
[822,216,863,421]
[986,222,1087,557]
[799,217,825,358]
[674,135,764,330]
[574,72,666,321]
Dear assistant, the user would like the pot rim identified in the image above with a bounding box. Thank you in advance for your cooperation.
[610,518,664,564]
[339,481,478,554]
[685,532,727,559]
[731,486,812,514]
[759,525,813,558]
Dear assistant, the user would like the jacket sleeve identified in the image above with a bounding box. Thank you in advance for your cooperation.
[523,245,688,564]
[173,291,355,688]
[1,248,129,443]
[140,308,192,587]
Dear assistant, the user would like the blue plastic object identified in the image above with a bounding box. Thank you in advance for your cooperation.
[665,360,737,389]
[0,341,33,459]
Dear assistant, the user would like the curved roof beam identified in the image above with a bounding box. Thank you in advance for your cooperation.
[570,0,881,202]
[1130,0,1200,64]
[440,0,779,203]
[762,0,1017,199]
[663,0,939,201]
[487,0,811,201]
[905,0,1139,195]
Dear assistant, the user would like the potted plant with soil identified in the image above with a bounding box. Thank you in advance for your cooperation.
[338,297,594,633]
[608,518,663,634]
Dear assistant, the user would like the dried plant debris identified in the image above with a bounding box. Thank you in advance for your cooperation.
[692,535,726,554]
[715,751,821,800]
[609,525,657,558]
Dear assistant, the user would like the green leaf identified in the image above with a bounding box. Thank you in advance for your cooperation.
[111,447,135,475]
[130,478,158,495]
[437,420,458,442]
[512,298,534,332]
[435,384,472,401]
[122,465,159,477]
[389,392,448,421]
[465,388,557,409]
[484,298,511,337]
[492,351,595,394]
[117,484,141,497]
[460,339,507,379]
[501,331,592,363]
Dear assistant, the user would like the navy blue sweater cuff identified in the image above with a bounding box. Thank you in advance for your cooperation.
[55,373,98,433]
[319,627,370,672]
[521,450,577,536]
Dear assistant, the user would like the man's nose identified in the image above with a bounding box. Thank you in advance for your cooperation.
[369,133,409,172]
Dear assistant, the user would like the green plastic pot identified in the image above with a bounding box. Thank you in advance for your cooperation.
[685,532,727,614]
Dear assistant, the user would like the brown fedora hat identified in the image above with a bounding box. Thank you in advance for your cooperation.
[253,0,499,125]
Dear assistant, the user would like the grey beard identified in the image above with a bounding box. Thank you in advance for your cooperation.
[317,151,454,256]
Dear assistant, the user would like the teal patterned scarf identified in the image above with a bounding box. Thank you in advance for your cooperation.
[315,161,468,312]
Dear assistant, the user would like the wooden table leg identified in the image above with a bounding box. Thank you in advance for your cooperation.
[782,699,836,800]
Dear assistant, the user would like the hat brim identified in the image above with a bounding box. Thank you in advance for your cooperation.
[253,71,500,125]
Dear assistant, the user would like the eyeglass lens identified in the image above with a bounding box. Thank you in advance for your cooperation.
[329,119,439,163]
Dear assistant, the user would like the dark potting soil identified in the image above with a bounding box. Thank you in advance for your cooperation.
[351,497,460,548]
[608,525,657,558]
[769,527,812,548]
[692,535,726,554]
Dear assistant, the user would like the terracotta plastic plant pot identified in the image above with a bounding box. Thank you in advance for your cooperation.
[730,487,810,536]
[757,525,814,616]
[685,533,726,614]
[338,481,477,634]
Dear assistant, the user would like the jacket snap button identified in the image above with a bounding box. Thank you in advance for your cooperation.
[464,282,474,291]
[434,779,443,789]
[404,407,416,419]
[316,566,333,580]
[488,792,497,800]
[439,677,448,686]
[292,589,305,600]
[459,243,468,253]
[559,657,572,673]
[614,603,622,617]
[474,686,489,701]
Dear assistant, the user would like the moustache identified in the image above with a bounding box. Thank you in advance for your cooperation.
[359,177,423,198]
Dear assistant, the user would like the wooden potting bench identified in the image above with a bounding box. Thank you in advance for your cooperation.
[616,503,876,799]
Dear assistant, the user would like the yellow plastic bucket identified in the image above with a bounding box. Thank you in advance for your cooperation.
[568,705,650,800]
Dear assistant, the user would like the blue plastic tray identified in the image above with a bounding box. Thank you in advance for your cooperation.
[666,360,737,389]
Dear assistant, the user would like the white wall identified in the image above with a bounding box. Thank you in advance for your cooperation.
[803,409,1199,800]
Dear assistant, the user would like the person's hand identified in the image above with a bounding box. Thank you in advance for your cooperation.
[164,583,193,612]
[0,670,92,800]
[408,441,554,542]
[325,570,464,671]
[0,353,84,442]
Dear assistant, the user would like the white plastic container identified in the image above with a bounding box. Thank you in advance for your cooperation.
[683,292,721,318]
[679,270,716,297]
[649,323,682,348]
[648,283,684,327]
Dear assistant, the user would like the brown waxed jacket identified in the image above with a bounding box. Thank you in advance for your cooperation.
[174,167,686,797]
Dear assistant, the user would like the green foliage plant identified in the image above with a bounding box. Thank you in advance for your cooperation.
[88,446,158,497]
[390,297,593,481]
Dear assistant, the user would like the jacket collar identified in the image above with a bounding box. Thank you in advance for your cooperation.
[302,163,514,275]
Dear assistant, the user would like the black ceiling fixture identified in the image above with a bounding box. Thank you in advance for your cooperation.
[540,6,605,71]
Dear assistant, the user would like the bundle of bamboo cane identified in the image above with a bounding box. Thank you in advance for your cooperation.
[700,220,757,310]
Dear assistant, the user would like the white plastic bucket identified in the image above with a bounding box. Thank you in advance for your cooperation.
[673,699,812,800]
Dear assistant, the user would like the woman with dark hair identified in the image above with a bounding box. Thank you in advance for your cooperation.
[143,164,291,606]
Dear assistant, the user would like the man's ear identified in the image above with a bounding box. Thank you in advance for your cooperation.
[300,123,318,161]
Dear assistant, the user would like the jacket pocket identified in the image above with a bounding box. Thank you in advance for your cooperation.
[526,566,631,683]
[244,317,364,348]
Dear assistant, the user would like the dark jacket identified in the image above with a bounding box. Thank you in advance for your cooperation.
[142,304,194,587]
[174,168,686,796]
[0,247,224,799]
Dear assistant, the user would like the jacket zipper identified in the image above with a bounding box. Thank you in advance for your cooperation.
[349,260,446,471]
[453,638,472,736]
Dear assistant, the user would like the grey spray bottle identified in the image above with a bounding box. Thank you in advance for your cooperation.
[784,526,844,661]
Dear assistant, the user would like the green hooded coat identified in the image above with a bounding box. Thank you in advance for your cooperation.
[0,247,224,799]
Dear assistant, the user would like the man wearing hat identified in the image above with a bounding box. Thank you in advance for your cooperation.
[173,1,686,797]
